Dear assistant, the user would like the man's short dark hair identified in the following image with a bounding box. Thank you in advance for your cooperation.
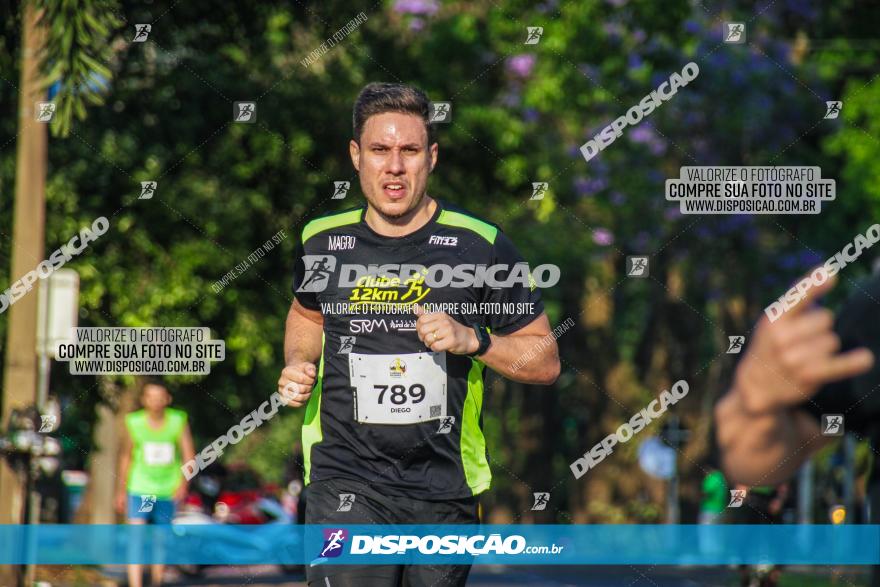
[353,82,436,145]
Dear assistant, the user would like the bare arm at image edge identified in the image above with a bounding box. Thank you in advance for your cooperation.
[715,273,873,486]
[715,390,831,486]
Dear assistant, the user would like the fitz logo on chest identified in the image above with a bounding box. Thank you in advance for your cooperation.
[429,235,458,247]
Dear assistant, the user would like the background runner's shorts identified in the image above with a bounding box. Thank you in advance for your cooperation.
[304,477,480,587]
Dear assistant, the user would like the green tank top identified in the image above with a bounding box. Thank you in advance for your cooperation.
[125,408,187,498]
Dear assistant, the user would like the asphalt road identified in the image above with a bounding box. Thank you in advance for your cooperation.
[120,564,736,586]
[98,563,871,586]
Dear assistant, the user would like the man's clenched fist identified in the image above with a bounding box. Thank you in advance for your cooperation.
[278,362,317,408]
[413,303,479,355]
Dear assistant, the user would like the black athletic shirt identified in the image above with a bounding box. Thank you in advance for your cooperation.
[291,199,545,500]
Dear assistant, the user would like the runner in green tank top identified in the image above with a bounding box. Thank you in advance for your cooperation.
[116,380,195,587]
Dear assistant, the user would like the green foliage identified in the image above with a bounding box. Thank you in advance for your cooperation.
[33,0,122,136]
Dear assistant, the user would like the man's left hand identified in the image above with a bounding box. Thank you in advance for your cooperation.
[414,304,479,355]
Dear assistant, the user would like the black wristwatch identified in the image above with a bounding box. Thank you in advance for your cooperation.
[468,325,492,357]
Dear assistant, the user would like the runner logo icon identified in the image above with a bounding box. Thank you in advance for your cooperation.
[337,494,355,512]
[437,416,455,434]
[338,336,356,354]
[627,256,649,277]
[39,415,57,433]
[332,181,350,200]
[530,182,548,200]
[531,492,550,511]
[132,24,151,42]
[138,495,157,512]
[36,102,56,122]
[821,414,844,436]
[726,336,745,354]
[297,255,337,293]
[724,22,745,43]
[139,181,157,200]
[728,489,746,508]
[319,528,348,558]
[824,101,842,119]
[429,102,451,123]
[525,26,543,45]
[234,102,256,123]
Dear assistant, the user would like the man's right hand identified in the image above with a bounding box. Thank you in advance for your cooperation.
[734,272,874,415]
[278,362,317,408]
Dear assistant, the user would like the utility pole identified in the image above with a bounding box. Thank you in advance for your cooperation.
[661,414,690,524]
[0,2,47,586]
[797,460,814,524]
[843,434,856,522]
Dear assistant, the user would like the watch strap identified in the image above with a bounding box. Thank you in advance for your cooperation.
[468,324,491,356]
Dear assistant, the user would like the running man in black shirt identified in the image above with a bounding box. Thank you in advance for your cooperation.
[278,82,561,587]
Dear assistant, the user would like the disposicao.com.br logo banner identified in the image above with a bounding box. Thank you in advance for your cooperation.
[2,525,879,565]
[308,525,564,566]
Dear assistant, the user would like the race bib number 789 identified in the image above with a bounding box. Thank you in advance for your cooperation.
[349,352,447,425]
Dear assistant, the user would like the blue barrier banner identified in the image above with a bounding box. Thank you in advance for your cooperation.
[0,524,878,565]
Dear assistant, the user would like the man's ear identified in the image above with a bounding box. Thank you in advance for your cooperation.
[349,139,360,172]
[429,142,438,173]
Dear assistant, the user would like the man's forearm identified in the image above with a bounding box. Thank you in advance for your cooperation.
[284,303,323,366]
[716,387,827,485]
[479,333,560,385]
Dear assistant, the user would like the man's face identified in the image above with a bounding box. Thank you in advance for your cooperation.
[350,112,438,219]
[142,385,170,412]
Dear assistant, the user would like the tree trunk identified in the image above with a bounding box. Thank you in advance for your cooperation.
[74,380,139,525]
[0,3,47,585]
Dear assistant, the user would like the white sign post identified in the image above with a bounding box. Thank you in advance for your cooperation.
[36,269,79,409]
